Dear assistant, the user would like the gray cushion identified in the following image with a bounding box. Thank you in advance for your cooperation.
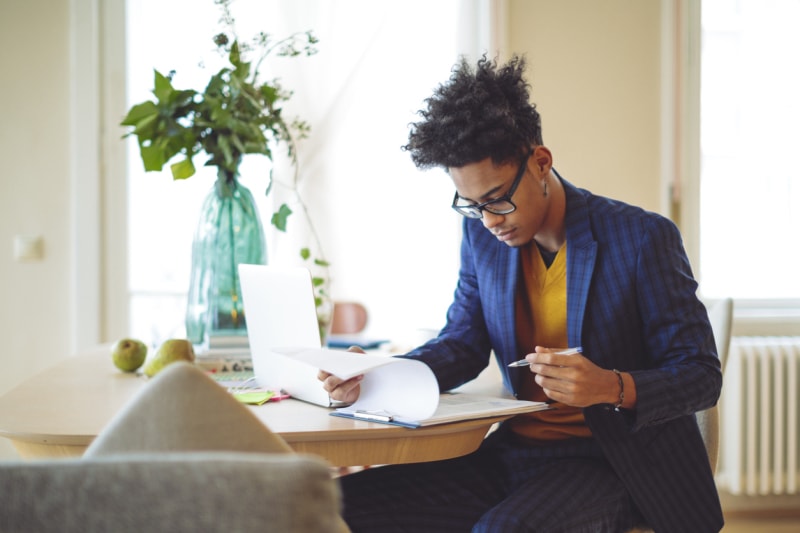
[0,452,343,533]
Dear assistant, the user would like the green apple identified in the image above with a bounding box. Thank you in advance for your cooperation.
[143,338,196,377]
[111,338,148,372]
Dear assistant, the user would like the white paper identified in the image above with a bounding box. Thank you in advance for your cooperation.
[274,347,399,380]
[344,358,439,421]
[276,347,439,421]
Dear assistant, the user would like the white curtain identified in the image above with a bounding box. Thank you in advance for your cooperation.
[261,0,489,341]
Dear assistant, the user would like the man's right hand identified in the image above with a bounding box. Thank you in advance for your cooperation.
[317,345,365,404]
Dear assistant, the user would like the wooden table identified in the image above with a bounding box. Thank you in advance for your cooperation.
[0,349,506,466]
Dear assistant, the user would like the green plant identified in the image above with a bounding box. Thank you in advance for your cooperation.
[120,35,312,182]
[120,0,331,327]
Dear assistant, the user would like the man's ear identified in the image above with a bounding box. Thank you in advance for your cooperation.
[532,146,553,175]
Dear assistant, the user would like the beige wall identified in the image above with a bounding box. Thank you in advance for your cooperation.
[507,0,663,213]
[0,0,666,420]
[0,0,73,398]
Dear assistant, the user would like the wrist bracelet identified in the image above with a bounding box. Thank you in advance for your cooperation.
[612,369,624,411]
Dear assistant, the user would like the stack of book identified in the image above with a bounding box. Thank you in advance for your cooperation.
[193,334,252,372]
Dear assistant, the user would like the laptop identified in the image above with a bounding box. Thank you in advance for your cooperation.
[238,264,332,407]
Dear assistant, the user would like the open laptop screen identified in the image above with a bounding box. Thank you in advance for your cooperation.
[238,264,331,407]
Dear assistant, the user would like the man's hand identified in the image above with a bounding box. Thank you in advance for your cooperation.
[316,346,365,404]
[525,346,631,408]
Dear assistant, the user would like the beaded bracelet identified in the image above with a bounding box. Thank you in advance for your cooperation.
[611,369,624,411]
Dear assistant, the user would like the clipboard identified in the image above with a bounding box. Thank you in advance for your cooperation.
[279,348,550,428]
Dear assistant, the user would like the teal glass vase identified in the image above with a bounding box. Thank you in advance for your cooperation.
[185,175,266,344]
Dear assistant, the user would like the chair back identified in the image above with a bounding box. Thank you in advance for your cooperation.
[330,301,368,335]
[705,297,734,371]
[0,452,342,533]
[84,361,292,457]
[696,297,734,474]
[78,362,350,532]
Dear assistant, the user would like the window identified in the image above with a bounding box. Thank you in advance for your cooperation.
[125,0,488,345]
[699,0,800,301]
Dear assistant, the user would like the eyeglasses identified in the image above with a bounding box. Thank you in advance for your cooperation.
[451,152,531,219]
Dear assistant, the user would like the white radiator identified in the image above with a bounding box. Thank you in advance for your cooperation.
[719,336,800,495]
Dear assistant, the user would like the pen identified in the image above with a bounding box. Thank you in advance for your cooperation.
[508,347,583,367]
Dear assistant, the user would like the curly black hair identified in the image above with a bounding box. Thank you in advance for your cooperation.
[403,54,542,170]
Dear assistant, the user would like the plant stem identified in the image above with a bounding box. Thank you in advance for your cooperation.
[274,130,331,298]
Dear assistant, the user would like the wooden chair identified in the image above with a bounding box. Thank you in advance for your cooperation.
[330,301,368,335]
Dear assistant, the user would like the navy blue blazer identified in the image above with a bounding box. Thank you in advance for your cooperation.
[403,177,724,532]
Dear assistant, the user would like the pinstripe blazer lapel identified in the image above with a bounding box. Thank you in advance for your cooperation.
[472,221,519,363]
[562,179,597,348]
[495,243,520,361]
[495,243,521,392]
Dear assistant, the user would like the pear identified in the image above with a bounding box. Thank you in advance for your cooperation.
[111,338,148,372]
[143,338,196,377]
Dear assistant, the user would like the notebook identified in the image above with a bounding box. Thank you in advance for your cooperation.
[238,264,333,407]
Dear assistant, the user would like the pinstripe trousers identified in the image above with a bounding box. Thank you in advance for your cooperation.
[338,425,647,533]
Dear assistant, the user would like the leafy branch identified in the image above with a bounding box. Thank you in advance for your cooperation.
[120,36,315,182]
[120,0,331,328]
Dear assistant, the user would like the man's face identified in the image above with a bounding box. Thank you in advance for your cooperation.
[450,150,550,248]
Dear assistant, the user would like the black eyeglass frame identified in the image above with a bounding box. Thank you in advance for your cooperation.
[451,152,531,219]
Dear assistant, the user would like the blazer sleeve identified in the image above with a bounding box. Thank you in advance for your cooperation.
[623,215,723,429]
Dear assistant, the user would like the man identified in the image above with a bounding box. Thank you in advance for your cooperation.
[319,55,723,532]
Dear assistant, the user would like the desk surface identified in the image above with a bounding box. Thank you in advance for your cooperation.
[0,349,506,465]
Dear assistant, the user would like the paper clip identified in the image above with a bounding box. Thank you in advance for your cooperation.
[353,410,394,423]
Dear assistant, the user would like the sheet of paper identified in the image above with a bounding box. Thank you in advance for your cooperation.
[343,358,439,421]
[278,347,439,421]
[275,348,398,380]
